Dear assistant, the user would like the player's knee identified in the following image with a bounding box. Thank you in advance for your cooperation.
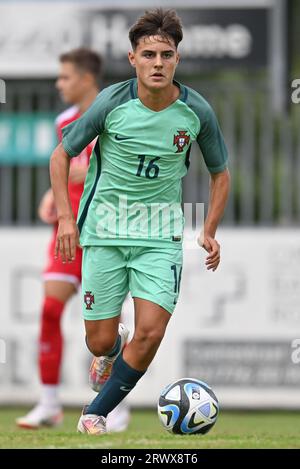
[134,328,165,350]
[86,335,116,357]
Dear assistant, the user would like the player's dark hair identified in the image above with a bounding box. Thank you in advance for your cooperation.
[59,48,102,81]
[129,8,183,49]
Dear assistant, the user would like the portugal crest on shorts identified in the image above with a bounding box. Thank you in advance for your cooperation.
[173,130,190,153]
[84,291,95,310]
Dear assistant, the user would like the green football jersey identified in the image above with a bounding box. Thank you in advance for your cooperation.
[62,78,228,248]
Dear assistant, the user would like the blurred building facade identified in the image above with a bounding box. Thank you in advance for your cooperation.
[0,0,299,227]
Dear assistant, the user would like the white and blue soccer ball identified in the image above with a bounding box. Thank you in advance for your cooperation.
[157,378,219,435]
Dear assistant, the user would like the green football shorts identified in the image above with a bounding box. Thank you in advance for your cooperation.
[81,245,183,320]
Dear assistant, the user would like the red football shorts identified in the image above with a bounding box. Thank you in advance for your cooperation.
[43,227,82,288]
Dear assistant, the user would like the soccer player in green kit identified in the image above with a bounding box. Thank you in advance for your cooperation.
[50,8,230,434]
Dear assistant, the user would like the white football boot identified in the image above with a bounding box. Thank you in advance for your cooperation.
[16,404,63,429]
[77,408,106,435]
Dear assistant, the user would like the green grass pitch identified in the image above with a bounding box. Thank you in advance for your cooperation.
[1,407,300,449]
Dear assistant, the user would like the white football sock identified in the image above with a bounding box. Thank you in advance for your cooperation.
[40,384,60,408]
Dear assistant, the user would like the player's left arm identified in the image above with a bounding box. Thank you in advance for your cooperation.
[197,102,231,271]
[200,169,230,271]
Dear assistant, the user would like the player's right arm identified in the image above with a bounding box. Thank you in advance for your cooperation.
[50,87,111,261]
[50,143,79,263]
[51,83,127,261]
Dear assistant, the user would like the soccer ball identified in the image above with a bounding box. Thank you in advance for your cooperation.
[157,378,219,435]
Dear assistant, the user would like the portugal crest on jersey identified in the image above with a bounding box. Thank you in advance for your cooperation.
[173,130,190,153]
[84,291,95,310]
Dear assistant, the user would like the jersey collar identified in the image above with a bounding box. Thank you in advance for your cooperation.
[130,78,187,103]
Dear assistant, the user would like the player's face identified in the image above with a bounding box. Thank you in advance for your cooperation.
[128,35,179,92]
[56,62,87,104]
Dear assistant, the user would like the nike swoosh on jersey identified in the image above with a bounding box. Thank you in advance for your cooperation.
[115,134,131,141]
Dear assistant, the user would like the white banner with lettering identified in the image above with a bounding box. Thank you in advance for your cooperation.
[0,2,268,77]
[1,227,300,408]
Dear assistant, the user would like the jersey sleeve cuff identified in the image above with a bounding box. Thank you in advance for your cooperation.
[207,162,228,174]
[62,136,79,158]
